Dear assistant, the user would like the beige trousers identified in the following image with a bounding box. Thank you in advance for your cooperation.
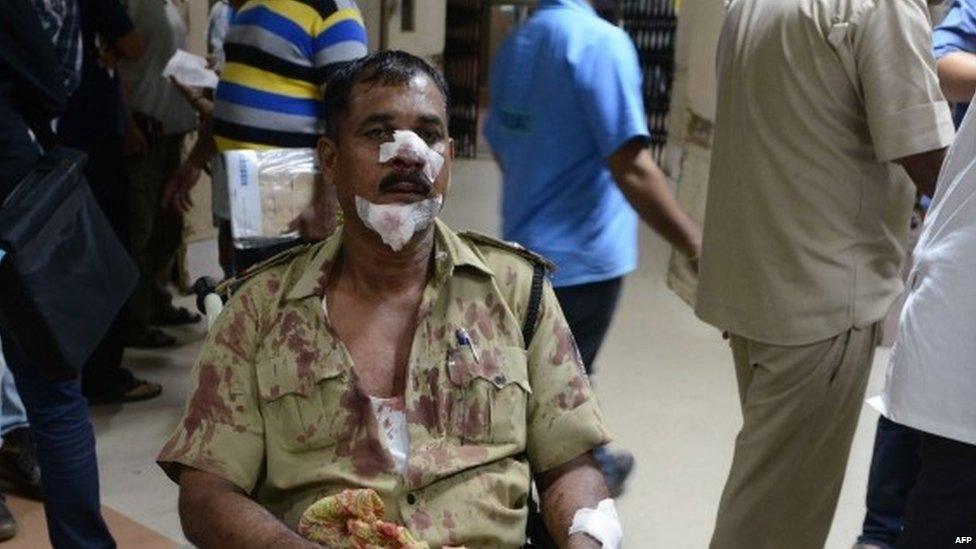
[709,324,880,549]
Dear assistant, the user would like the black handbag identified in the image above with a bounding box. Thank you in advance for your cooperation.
[0,147,138,380]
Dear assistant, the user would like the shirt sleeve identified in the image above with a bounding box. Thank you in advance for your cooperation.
[933,0,976,58]
[207,2,231,54]
[525,280,611,474]
[92,0,135,46]
[311,7,368,86]
[157,281,266,493]
[853,0,954,162]
[572,27,651,159]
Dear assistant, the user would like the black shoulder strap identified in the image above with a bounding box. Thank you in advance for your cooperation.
[521,263,546,349]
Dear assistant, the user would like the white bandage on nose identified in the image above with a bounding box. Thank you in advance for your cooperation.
[355,195,443,252]
[378,130,445,184]
[568,499,623,549]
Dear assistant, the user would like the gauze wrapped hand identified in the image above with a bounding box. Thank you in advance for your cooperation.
[298,488,467,549]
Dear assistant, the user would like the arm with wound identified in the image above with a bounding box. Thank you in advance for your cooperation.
[536,453,613,549]
[179,468,318,549]
[524,284,619,548]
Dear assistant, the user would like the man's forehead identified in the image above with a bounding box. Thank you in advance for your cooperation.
[347,76,447,120]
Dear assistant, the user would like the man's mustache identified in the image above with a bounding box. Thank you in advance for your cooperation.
[379,171,433,193]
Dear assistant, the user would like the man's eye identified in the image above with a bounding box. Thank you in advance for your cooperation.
[366,128,390,140]
[418,130,443,144]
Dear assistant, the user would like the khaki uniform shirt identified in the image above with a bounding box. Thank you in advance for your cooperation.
[157,220,610,548]
[695,0,955,345]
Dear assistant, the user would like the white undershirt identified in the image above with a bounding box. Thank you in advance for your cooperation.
[370,395,409,476]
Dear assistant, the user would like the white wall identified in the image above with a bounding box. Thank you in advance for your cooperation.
[359,0,384,52]
[383,0,447,64]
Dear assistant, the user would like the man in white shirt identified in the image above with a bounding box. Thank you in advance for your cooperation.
[876,91,976,549]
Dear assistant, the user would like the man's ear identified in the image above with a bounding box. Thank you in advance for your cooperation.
[317,136,338,176]
[446,137,455,161]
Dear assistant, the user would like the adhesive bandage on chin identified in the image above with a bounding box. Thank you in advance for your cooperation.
[378,130,445,183]
[568,499,623,549]
[354,196,443,252]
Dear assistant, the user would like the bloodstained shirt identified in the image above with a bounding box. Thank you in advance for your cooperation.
[157,219,610,548]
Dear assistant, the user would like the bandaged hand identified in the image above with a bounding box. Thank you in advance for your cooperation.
[299,489,466,549]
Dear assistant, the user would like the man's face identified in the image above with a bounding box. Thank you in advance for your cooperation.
[319,74,453,221]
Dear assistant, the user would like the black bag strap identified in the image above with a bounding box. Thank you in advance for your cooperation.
[521,263,546,349]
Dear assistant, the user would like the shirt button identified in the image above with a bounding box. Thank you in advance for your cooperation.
[406,493,417,505]
[493,374,507,386]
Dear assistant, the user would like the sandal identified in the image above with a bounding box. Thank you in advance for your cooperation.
[86,378,162,406]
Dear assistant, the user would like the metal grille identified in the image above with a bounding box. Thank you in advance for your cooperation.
[443,0,484,158]
[617,0,678,163]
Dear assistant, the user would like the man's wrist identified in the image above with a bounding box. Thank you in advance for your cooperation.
[568,531,603,549]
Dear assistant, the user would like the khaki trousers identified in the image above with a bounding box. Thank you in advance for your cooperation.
[710,324,879,549]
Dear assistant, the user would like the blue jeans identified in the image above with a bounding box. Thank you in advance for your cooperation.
[0,330,115,548]
[857,416,922,548]
[0,349,29,442]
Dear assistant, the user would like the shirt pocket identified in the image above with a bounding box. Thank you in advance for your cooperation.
[255,352,350,452]
[446,346,532,446]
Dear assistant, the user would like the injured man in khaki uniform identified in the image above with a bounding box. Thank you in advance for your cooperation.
[157,51,624,549]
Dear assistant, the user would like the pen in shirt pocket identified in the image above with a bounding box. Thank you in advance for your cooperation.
[455,328,481,364]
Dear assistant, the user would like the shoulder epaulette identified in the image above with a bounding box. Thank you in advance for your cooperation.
[215,243,316,296]
[459,231,556,272]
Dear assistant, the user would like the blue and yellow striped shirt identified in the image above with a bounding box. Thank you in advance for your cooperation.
[213,0,367,151]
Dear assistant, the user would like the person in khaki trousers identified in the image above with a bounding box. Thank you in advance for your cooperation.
[695,0,954,547]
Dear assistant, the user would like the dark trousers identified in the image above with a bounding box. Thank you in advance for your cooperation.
[125,133,185,335]
[553,277,624,375]
[858,416,922,548]
[0,328,115,548]
[75,141,135,396]
[898,432,976,549]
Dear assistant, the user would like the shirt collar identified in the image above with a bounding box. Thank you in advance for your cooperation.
[285,219,493,301]
[538,0,598,16]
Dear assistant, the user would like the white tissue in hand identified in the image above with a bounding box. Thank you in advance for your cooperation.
[162,49,219,89]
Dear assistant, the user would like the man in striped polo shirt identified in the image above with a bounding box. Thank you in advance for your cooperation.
[165,0,367,273]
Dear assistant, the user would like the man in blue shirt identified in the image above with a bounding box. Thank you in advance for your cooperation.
[935,0,976,120]
[853,6,976,548]
[484,0,701,496]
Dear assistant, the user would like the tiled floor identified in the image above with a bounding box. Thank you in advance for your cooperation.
[73,159,886,547]
[3,495,174,549]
